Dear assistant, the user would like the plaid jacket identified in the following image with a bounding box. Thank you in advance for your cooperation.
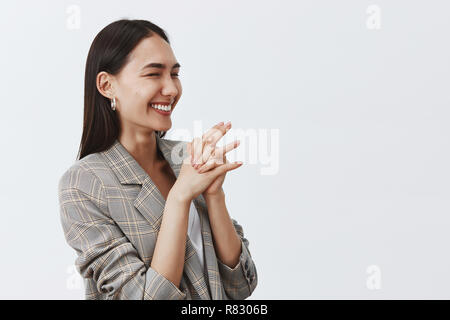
[58,134,258,300]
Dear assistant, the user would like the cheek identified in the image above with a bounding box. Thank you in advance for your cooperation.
[120,78,149,98]
[175,83,183,100]
[123,86,156,109]
[134,82,159,102]
[118,92,148,117]
[176,81,182,92]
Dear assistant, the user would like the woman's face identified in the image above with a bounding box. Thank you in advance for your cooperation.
[106,35,182,135]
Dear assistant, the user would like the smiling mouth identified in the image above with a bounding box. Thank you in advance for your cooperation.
[150,103,172,111]
[149,103,172,115]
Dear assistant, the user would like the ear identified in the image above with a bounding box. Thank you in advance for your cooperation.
[96,71,115,99]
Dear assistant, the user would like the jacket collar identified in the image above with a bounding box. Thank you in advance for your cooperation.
[100,134,221,299]
[102,133,184,185]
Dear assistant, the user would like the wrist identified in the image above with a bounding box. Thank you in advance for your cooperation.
[203,189,225,200]
[168,185,192,204]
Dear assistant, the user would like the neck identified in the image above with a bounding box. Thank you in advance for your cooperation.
[118,130,161,172]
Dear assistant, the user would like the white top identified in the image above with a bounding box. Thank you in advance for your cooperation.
[187,201,204,270]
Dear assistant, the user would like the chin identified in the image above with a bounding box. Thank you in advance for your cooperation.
[154,125,171,132]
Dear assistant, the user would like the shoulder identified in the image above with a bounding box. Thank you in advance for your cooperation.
[58,153,106,196]
[57,153,110,219]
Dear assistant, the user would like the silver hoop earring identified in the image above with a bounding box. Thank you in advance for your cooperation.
[111,97,116,111]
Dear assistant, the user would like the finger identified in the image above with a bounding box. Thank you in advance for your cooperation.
[201,121,225,146]
[194,122,226,169]
[206,121,232,147]
[184,142,192,165]
[199,141,216,167]
[197,157,219,174]
[192,137,203,166]
[196,146,224,171]
[210,140,239,167]
[196,124,231,169]
[187,141,191,163]
[215,139,240,161]
[190,142,194,165]
[195,121,232,169]
[200,155,227,168]
[211,160,243,177]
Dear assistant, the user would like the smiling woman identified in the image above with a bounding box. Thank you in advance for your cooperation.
[58,18,258,300]
[78,19,182,159]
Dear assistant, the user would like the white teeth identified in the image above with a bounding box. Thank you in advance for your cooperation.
[150,104,172,111]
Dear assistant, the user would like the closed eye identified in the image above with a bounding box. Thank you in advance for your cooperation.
[146,73,179,77]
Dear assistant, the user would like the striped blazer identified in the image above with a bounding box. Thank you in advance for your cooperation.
[57,134,258,300]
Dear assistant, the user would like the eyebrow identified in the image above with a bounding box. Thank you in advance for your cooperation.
[141,62,181,71]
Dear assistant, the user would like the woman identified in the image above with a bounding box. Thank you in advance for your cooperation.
[57,19,258,300]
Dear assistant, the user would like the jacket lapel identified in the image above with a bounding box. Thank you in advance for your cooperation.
[101,135,222,299]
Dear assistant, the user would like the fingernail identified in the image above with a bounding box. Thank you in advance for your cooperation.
[217,121,224,126]
[235,161,243,165]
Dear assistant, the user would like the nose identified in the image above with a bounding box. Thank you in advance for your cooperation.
[161,76,179,99]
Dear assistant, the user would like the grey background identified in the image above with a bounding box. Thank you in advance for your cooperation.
[0,0,449,299]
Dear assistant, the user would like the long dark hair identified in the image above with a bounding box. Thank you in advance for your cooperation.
[77,19,170,160]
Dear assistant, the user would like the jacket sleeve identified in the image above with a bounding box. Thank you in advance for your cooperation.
[216,218,258,299]
[58,166,188,300]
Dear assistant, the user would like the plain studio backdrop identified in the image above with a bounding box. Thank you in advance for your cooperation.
[0,0,449,299]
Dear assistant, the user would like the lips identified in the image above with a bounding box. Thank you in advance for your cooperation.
[149,103,172,116]
[150,102,172,105]
[148,98,176,115]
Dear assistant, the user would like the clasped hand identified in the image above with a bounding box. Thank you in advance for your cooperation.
[176,121,242,200]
